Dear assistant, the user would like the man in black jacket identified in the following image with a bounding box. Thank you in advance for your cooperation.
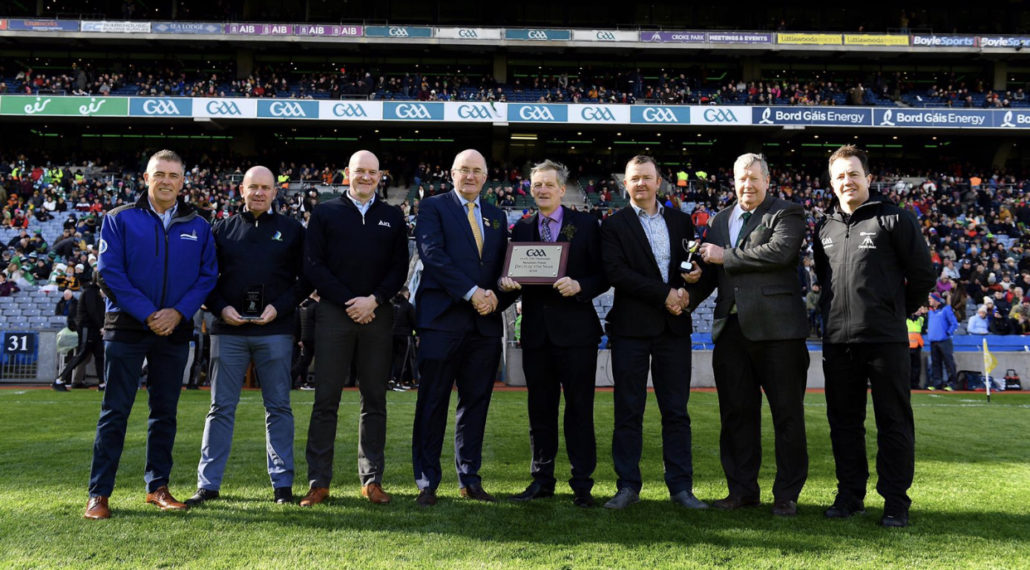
[187,165,310,507]
[499,160,608,508]
[300,150,408,507]
[814,145,935,528]
[599,155,706,510]
[390,287,416,389]
[55,280,106,390]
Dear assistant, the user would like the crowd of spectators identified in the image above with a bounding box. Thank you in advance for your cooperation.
[5,61,1028,109]
[3,151,1030,337]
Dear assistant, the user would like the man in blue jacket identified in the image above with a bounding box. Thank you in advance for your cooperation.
[186,165,310,507]
[926,293,958,391]
[84,150,218,520]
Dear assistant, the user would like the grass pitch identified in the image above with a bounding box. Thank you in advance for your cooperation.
[0,387,1028,569]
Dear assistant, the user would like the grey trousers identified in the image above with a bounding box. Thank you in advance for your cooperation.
[305,301,394,488]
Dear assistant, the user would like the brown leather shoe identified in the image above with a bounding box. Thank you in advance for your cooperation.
[459,483,496,502]
[299,486,329,507]
[712,495,761,510]
[361,483,392,504]
[145,486,188,511]
[415,489,437,507]
[84,496,111,519]
[772,499,798,517]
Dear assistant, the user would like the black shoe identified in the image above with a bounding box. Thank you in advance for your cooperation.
[509,482,554,502]
[824,497,865,518]
[273,487,294,504]
[881,512,909,528]
[97,383,106,392]
[51,381,69,392]
[415,489,437,507]
[69,382,87,389]
[460,483,497,502]
[572,490,595,508]
[185,488,220,507]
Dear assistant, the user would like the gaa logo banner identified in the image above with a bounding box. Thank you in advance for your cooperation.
[446,102,505,122]
[507,104,567,123]
[690,106,752,125]
[258,100,319,119]
[318,101,381,121]
[630,106,690,124]
[129,98,192,117]
[568,104,628,124]
[383,102,444,121]
[194,98,257,118]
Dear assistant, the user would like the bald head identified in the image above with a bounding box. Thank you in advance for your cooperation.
[347,150,381,204]
[241,165,277,217]
[451,149,488,201]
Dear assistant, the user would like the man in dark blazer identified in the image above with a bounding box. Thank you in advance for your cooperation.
[599,155,707,510]
[693,153,810,517]
[498,160,608,508]
[412,149,512,506]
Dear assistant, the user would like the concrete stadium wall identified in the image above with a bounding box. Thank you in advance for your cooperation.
[504,348,1030,390]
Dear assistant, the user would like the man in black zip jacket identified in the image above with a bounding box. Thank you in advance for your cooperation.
[299,150,408,507]
[187,166,311,507]
[814,145,935,528]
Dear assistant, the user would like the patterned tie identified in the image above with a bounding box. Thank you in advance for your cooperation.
[467,202,484,256]
[541,216,553,242]
[735,211,752,247]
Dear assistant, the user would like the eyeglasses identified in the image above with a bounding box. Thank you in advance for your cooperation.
[454,167,486,177]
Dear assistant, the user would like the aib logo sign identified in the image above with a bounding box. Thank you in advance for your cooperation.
[702,108,738,123]
[457,105,495,120]
[332,103,368,118]
[582,107,616,121]
[142,99,182,115]
[205,100,242,116]
[518,106,556,121]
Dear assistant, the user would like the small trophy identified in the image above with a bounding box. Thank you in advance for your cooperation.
[240,285,265,321]
[680,239,700,272]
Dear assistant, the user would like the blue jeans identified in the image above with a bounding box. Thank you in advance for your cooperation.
[197,334,294,491]
[88,336,189,497]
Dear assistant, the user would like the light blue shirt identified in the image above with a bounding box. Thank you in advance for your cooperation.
[148,198,178,230]
[457,191,485,300]
[631,201,671,283]
[347,191,375,217]
[728,202,753,248]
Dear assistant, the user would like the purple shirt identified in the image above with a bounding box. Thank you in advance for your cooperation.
[537,207,564,242]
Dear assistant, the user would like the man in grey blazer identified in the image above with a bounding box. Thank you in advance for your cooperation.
[691,153,810,517]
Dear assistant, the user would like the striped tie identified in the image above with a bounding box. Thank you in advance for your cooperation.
[467,202,483,256]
